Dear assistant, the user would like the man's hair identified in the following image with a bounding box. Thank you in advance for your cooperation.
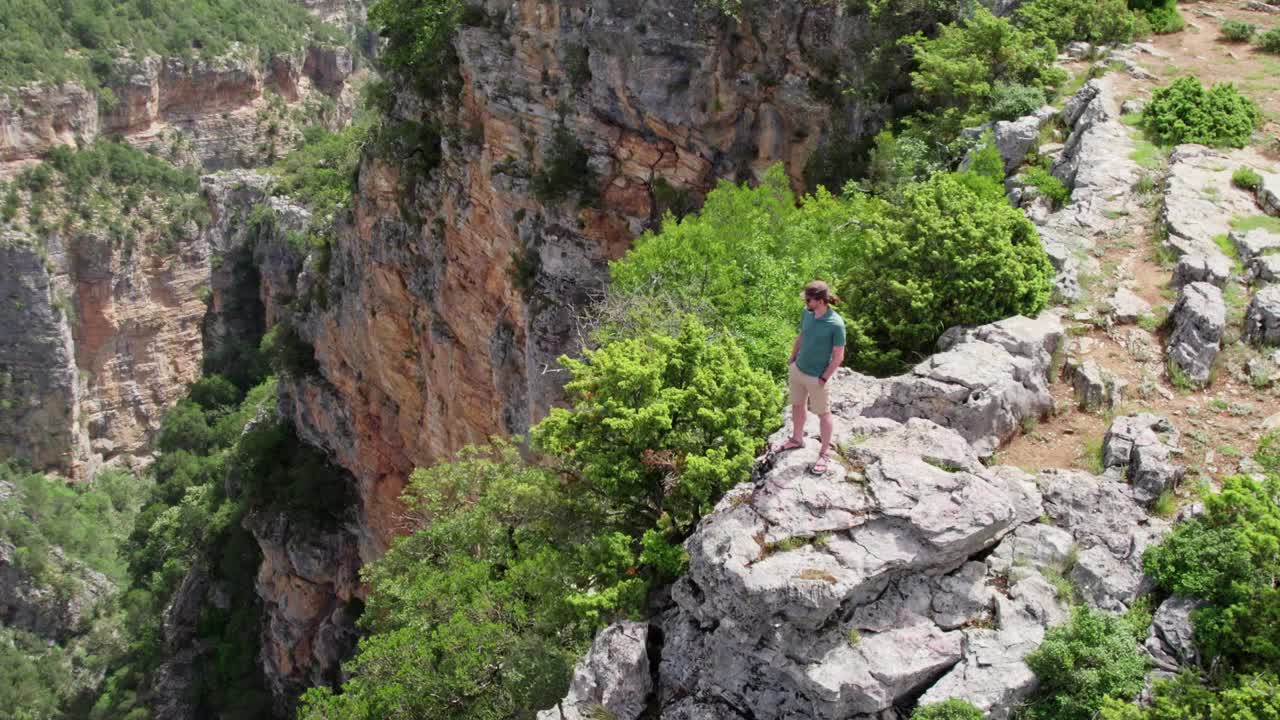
[803,280,841,306]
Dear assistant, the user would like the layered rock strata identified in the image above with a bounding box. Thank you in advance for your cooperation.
[0,232,92,475]
[0,1,367,176]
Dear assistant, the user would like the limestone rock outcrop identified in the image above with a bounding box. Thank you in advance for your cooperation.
[1102,414,1184,508]
[867,314,1063,456]
[248,510,363,713]
[1039,469,1169,611]
[1245,284,1280,346]
[0,538,113,643]
[1145,596,1202,673]
[0,232,93,476]
[1036,78,1142,302]
[1161,145,1259,269]
[536,621,653,720]
[1167,282,1225,384]
[659,418,1043,719]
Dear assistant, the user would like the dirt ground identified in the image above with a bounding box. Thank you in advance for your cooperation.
[997,0,1280,504]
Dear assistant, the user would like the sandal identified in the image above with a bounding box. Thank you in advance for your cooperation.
[771,438,804,453]
[808,454,830,476]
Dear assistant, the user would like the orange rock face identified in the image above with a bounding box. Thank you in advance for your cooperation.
[71,230,210,466]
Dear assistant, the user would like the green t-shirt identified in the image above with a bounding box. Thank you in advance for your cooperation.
[795,308,846,377]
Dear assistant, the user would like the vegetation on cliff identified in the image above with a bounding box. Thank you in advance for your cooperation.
[300,320,779,718]
[0,140,206,259]
[0,0,342,92]
[92,362,352,719]
[0,464,142,718]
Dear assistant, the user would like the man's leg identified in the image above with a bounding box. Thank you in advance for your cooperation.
[818,412,834,458]
[787,363,807,445]
[791,401,807,444]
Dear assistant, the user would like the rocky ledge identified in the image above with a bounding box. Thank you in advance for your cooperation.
[541,314,1175,720]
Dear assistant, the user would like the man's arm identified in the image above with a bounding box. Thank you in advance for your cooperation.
[819,345,845,383]
[788,334,802,364]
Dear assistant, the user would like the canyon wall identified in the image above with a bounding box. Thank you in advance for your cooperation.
[281,0,895,560]
[0,47,361,177]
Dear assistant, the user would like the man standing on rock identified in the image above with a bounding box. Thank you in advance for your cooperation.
[774,280,846,475]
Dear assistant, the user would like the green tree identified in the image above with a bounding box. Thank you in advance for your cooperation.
[298,442,604,720]
[903,7,1066,142]
[835,171,1054,374]
[367,0,462,94]
[607,164,844,376]
[1015,0,1136,47]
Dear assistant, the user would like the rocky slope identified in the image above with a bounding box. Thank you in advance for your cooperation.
[538,314,1175,720]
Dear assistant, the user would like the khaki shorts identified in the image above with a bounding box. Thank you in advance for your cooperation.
[788,362,830,415]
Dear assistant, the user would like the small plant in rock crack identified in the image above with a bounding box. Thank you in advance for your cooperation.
[1232,166,1262,192]
[1080,438,1105,475]
[1167,360,1196,391]
[846,627,862,647]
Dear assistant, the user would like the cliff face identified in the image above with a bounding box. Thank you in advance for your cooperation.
[0,213,213,477]
[0,232,93,476]
[0,47,360,176]
[282,0,897,560]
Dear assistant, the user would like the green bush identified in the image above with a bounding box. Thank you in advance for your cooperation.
[1024,166,1071,208]
[1015,0,1136,46]
[1258,27,1280,53]
[1220,20,1257,43]
[1020,606,1150,720]
[1100,670,1280,720]
[904,7,1067,141]
[260,319,319,377]
[1130,0,1184,34]
[836,172,1055,374]
[531,126,597,205]
[45,141,199,196]
[299,441,612,720]
[1141,76,1261,148]
[1233,166,1263,191]
[864,130,946,197]
[366,0,463,93]
[1143,469,1280,672]
[989,81,1048,121]
[270,122,369,234]
[534,319,780,537]
[913,698,985,719]
[0,464,142,587]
